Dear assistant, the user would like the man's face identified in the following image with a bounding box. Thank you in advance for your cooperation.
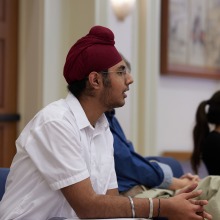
[100,60,133,110]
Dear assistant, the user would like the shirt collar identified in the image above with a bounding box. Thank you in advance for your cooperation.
[65,92,109,131]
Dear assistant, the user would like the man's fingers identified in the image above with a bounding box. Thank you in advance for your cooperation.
[203,211,213,220]
[197,211,213,220]
[180,173,201,182]
[175,183,198,195]
[193,175,201,182]
[186,173,195,179]
[190,199,208,206]
[185,189,203,199]
[181,173,194,179]
[179,183,198,194]
[190,199,212,219]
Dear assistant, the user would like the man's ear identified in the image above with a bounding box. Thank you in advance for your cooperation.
[88,72,101,88]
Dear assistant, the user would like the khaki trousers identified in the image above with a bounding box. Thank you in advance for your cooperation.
[120,176,220,220]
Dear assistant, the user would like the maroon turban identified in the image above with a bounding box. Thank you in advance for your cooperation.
[63,25,122,84]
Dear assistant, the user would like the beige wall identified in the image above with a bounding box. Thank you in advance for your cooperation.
[18,0,44,130]
[17,0,220,156]
[18,0,95,131]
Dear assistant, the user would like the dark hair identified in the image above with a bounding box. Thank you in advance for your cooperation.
[191,90,220,173]
[67,71,110,99]
[207,91,220,124]
[67,78,88,99]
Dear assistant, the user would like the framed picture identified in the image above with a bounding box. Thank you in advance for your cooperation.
[160,0,220,79]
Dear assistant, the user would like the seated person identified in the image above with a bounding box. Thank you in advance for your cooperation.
[105,109,197,195]
[191,90,220,175]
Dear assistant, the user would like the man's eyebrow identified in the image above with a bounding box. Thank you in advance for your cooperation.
[117,65,126,70]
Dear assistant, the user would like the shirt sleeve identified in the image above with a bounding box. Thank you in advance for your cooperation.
[108,115,165,191]
[114,145,165,189]
[107,162,118,190]
[152,162,173,189]
[25,120,90,190]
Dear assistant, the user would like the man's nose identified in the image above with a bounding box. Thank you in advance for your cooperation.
[126,73,134,85]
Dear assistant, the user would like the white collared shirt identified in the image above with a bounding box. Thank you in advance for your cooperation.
[0,93,118,220]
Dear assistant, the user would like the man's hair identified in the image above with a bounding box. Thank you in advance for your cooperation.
[67,71,110,99]
[67,78,88,99]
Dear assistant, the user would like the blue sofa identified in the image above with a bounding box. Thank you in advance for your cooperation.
[0,167,10,201]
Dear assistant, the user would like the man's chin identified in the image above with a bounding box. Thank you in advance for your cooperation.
[114,102,125,109]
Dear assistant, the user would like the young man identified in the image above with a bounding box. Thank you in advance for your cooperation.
[0,25,211,220]
[106,109,198,194]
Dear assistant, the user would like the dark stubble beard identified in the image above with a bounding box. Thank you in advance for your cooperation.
[100,75,125,110]
[100,86,125,111]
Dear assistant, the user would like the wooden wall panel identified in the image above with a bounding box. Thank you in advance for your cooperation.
[0,39,4,107]
[0,0,6,22]
[0,0,19,167]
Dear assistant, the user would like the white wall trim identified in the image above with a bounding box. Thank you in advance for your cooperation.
[144,0,161,155]
[95,0,108,26]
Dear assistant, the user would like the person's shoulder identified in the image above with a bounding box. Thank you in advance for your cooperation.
[204,131,220,147]
[36,98,73,124]
[43,98,66,113]
[208,130,220,137]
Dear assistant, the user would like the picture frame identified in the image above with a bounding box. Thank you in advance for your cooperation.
[160,0,220,79]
